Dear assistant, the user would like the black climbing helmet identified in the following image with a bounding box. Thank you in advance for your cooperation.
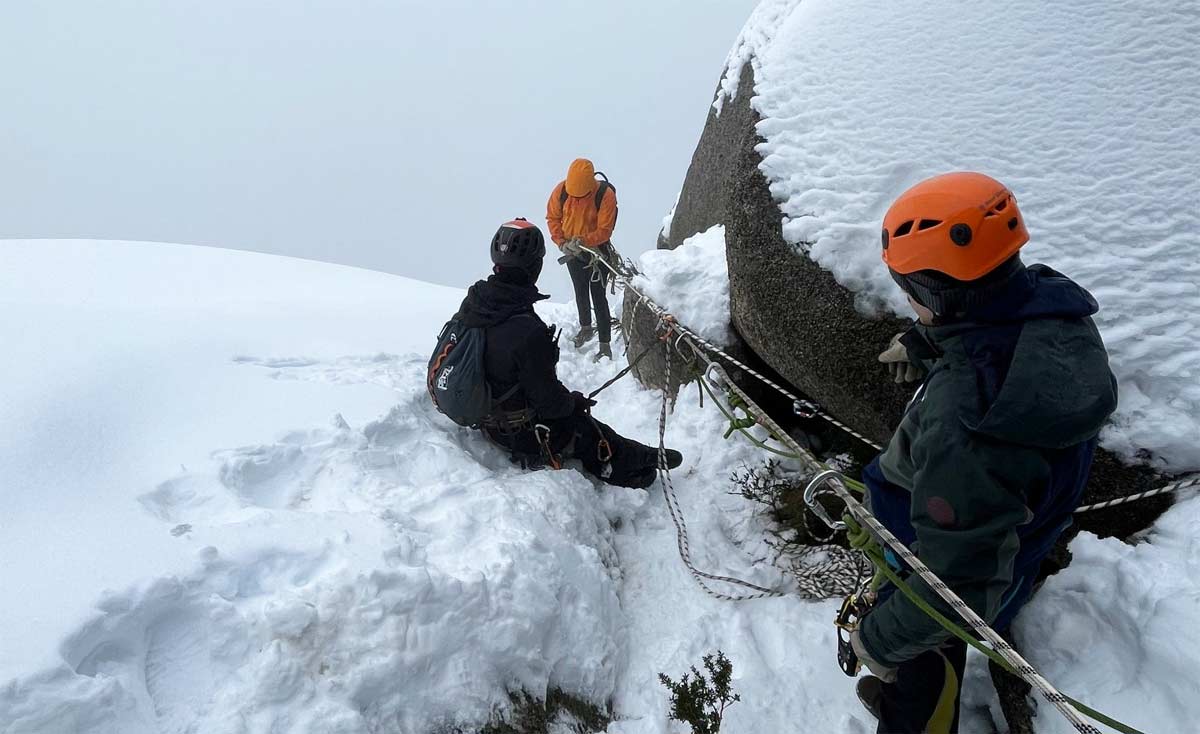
[491,218,546,277]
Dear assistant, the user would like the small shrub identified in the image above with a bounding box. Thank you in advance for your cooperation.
[731,460,841,550]
[478,689,608,734]
[658,651,741,734]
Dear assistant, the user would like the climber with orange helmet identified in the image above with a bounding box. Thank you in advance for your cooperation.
[850,173,1118,733]
[546,158,619,362]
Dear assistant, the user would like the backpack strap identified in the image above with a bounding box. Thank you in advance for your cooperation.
[594,180,609,211]
[560,176,613,213]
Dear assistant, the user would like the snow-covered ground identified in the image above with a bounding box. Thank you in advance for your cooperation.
[2,239,859,733]
[3,237,1196,733]
[719,0,1200,473]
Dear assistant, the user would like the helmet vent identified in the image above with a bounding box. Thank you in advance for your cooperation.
[917,219,942,231]
[1008,217,1019,230]
[893,220,914,237]
[985,197,1011,218]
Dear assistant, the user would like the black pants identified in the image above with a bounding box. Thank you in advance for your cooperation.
[484,411,658,489]
[876,640,967,734]
[566,253,611,343]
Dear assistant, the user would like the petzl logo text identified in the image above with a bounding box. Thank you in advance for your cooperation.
[437,365,454,391]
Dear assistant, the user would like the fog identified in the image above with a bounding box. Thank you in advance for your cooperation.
[1,1,755,300]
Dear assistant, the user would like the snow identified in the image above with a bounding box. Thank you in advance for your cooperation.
[659,194,680,242]
[0,240,461,684]
[717,0,1200,472]
[1012,495,1200,734]
[634,225,733,346]
[2,237,1196,734]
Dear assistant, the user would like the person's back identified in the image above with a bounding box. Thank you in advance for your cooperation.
[453,265,574,425]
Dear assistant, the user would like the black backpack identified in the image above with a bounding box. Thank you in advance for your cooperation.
[558,172,618,226]
[427,318,517,427]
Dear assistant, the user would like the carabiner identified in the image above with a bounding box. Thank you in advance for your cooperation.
[793,399,820,419]
[534,424,562,470]
[803,469,848,531]
[703,362,727,388]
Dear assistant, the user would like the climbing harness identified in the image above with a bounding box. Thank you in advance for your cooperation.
[481,407,535,436]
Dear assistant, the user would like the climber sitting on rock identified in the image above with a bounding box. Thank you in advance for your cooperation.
[852,173,1118,733]
[546,158,619,362]
[428,218,680,489]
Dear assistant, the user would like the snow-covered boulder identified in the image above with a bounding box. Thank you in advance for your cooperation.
[655,0,1199,538]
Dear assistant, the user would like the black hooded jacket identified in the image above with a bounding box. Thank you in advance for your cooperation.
[454,272,574,421]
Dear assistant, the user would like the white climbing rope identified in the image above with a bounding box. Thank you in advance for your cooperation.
[655,338,792,602]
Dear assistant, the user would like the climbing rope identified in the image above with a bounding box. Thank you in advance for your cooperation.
[1075,472,1200,513]
[655,331,789,602]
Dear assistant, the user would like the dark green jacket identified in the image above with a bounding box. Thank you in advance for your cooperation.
[860,265,1117,666]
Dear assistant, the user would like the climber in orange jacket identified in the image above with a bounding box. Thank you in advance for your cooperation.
[546,158,618,361]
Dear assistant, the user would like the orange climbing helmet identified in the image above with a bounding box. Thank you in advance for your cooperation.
[882,172,1029,281]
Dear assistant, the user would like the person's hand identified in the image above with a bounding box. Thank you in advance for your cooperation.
[850,630,898,682]
[878,332,923,384]
[562,238,585,257]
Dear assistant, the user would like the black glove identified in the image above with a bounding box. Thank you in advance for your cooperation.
[571,391,597,416]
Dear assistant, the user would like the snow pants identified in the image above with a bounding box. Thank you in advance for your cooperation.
[484,412,659,489]
[877,640,967,734]
[566,253,611,344]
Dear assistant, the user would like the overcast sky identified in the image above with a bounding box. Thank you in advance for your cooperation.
[1,1,755,300]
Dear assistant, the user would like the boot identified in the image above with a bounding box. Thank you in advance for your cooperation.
[662,448,683,469]
[625,449,683,489]
[573,326,596,349]
[593,341,612,362]
[856,676,883,722]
